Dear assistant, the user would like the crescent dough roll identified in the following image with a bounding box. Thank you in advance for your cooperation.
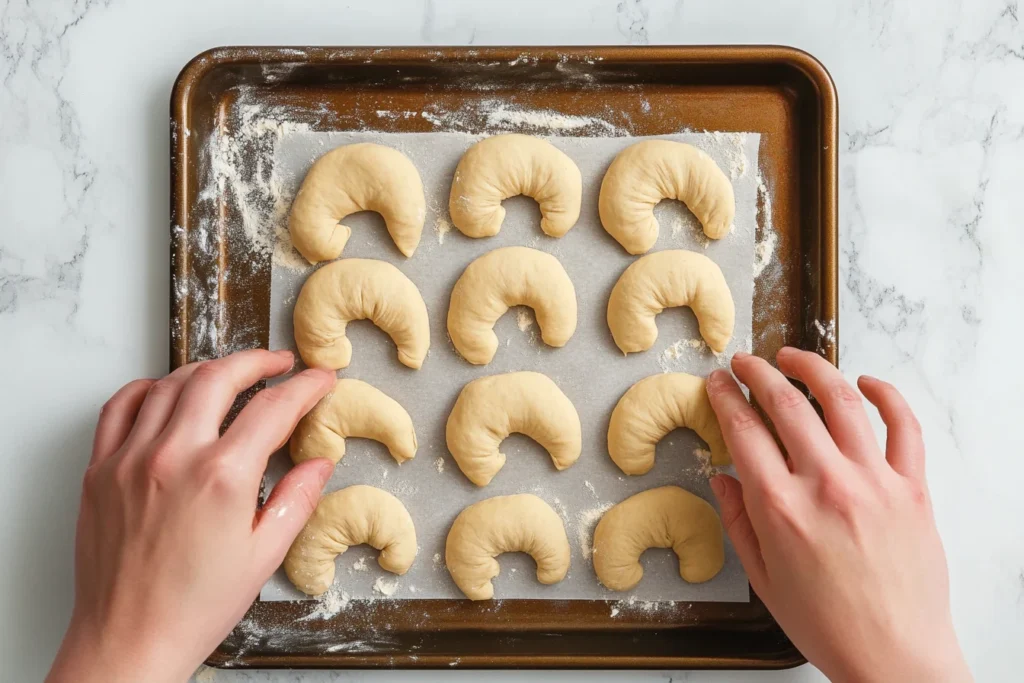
[599,139,734,254]
[289,143,426,262]
[449,134,582,238]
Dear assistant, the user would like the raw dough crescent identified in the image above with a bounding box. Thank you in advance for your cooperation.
[607,249,734,354]
[293,258,430,370]
[446,371,582,486]
[447,246,577,365]
[445,493,571,600]
[598,139,735,254]
[608,372,730,474]
[288,143,426,263]
[290,378,417,467]
[592,486,724,591]
[449,134,582,238]
[284,485,417,596]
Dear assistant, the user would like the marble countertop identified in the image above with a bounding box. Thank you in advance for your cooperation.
[2,0,1022,681]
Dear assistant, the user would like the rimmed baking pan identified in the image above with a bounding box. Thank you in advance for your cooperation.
[170,45,837,670]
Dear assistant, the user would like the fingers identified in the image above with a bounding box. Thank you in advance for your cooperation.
[252,458,334,573]
[91,379,156,466]
[731,352,840,473]
[167,349,295,443]
[126,362,201,446]
[220,368,335,468]
[710,474,769,595]
[776,347,881,465]
[857,376,926,480]
[706,369,790,489]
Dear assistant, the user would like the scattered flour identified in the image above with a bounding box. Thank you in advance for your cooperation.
[609,595,684,617]
[753,172,778,279]
[658,338,708,372]
[575,503,614,564]
[434,457,445,474]
[551,497,569,522]
[516,309,533,332]
[432,553,442,568]
[584,480,598,498]
[373,576,400,597]
[706,130,749,180]
[691,448,717,478]
[814,319,837,346]
[752,229,778,279]
[297,584,351,621]
[434,216,452,244]
[484,105,623,135]
[352,556,368,572]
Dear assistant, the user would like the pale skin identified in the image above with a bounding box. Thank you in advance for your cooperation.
[46,347,971,682]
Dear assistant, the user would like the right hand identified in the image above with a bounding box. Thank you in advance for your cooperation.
[706,348,972,683]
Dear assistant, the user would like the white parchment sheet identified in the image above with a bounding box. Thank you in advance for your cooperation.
[259,130,760,604]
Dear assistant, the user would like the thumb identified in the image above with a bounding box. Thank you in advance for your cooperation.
[253,458,334,572]
[710,474,769,596]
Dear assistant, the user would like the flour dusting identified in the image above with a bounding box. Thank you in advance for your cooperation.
[434,216,452,244]
[575,503,614,564]
[516,309,533,331]
[373,576,400,597]
[297,585,351,621]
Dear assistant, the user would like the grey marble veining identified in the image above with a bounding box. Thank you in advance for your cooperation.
[1,1,1022,682]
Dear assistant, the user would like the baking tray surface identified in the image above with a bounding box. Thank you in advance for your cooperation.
[170,45,837,670]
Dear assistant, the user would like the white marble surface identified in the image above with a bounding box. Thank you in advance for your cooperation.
[2,1,1022,681]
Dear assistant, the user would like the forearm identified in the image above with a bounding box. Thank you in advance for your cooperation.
[47,622,187,683]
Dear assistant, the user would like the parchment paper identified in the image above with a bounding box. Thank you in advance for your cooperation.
[259,130,760,603]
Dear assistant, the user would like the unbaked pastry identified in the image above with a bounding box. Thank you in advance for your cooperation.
[290,378,417,467]
[446,371,581,486]
[599,139,735,254]
[592,486,724,591]
[289,143,426,263]
[448,246,577,365]
[284,485,417,596]
[608,372,730,474]
[445,493,570,600]
[607,249,734,354]
[293,258,430,370]
[449,134,582,238]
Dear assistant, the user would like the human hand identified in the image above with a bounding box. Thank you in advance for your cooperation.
[705,347,971,683]
[47,350,335,683]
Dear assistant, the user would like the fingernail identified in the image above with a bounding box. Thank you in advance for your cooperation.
[707,369,728,389]
[710,475,726,499]
[274,349,293,358]
[317,459,334,486]
[733,351,751,360]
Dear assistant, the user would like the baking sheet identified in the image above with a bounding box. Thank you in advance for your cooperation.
[259,130,759,604]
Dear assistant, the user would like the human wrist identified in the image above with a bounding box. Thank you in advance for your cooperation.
[47,618,188,683]
[828,633,972,683]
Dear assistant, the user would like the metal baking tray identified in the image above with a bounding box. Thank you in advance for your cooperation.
[170,45,837,670]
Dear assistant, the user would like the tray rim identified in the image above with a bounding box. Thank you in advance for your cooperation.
[170,43,838,671]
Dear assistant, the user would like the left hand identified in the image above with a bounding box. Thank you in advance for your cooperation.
[47,349,335,683]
